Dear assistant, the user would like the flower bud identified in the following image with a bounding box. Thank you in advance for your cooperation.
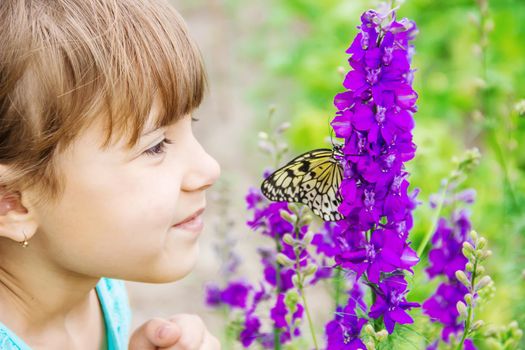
[482,250,493,260]
[464,293,474,306]
[472,78,487,90]
[467,12,480,26]
[258,140,272,154]
[471,320,484,331]
[475,250,484,260]
[484,18,494,33]
[277,122,291,134]
[466,262,474,272]
[298,214,313,227]
[456,301,468,318]
[366,341,375,350]
[475,276,492,291]
[280,210,296,223]
[283,234,295,246]
[303,263,318,277]
[258,131,269,140]
[364,324,375,336]
[292,274,300,287]
[477,237,487,250]
[276,253,295,267]
[375,330,388,342]
[476,265,485,275]
[484,325,498,337]
[463,241,475,253]
[285,314,292,325]
[303,231,314,245]
[462,248,473,260]
[515,100,525,117]
[456,270,471,288]
[469,230,479,245]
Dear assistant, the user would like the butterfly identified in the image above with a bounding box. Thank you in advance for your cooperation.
[260,145,345,222]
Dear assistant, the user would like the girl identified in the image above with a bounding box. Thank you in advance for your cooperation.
[0,0,221,349]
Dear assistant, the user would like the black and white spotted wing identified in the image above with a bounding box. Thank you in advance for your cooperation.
[260,148,344,221]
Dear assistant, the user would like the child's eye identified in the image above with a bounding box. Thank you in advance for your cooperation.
[143,138,174,156]
[191,116,200,122]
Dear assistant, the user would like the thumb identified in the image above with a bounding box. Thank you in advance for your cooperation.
[128,317,182,350]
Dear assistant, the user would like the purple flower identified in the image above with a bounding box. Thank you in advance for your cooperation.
[422,281,469,342]
[422,193,476,347]
[271,293,288,328]
[204,280,252,310]
[336,228,419,283]
[325,296,367,349]
[245,186,264,210]
[312,222,342,258]
[220,281,251,309]
[247,201,293,238]
[270,293,304,336]
[426,217,469,280]
[258,247,295,291]
[204,283,222,307]
[240,313,261,347]
[368,275,420,333]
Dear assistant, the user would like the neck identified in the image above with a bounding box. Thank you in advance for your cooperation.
[0,238,100,339]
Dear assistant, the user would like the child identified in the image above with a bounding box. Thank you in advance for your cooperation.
[0,0,221,349]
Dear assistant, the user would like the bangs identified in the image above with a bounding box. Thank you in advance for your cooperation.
[31,0,207,152]
[0,0,206,205]
[97,1,208,150]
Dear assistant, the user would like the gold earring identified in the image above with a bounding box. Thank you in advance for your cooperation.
[21,230,29,248]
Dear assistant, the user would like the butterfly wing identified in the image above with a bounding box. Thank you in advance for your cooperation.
[260,149,344,221]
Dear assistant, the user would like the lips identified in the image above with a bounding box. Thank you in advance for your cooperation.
[173,207,205,227]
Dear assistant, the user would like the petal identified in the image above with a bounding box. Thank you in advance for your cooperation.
[389,308,414,324]
[344,70,367,91]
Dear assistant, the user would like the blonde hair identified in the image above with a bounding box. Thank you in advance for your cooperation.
[0,0,207,206]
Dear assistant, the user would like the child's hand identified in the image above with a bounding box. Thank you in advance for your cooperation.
[128,314,221,350]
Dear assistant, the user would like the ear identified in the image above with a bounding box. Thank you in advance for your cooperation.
[0,166,38,244]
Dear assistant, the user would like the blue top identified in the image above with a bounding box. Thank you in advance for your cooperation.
[0,278,132,350]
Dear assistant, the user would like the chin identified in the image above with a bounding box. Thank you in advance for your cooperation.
[143,245,200,283]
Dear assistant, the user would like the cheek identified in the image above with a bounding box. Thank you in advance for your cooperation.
[37,166,185,277]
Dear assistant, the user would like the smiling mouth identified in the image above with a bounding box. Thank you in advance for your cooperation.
[173,207,205,225]
[171,208,205,233]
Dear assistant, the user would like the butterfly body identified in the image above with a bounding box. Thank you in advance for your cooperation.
[261,147,344,222]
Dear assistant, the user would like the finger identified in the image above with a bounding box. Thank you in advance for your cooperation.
[199,331,221,350]
[165,314,206,350]
[128,317,182,350]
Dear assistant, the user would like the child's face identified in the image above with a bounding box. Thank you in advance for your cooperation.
[31,98,220,283]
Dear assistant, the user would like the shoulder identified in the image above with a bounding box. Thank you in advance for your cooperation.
[96,277,133,348]
[0,327,26,350]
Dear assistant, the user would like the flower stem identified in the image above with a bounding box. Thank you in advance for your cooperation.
[417,179,449,257]
[456,260,478,350]
[299,286,319,350]
[293,224,319,350]
[273,234,283,350]
[333,266,343,311]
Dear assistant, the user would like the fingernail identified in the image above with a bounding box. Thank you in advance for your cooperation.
[158,325,173,339]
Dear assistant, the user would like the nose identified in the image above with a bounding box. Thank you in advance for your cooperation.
[181,142,221,192]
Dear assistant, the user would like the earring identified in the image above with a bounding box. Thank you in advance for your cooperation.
[20,230,29,248]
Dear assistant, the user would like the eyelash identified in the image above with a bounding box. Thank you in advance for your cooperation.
[143,117,198,156]
[143,138,174,156]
